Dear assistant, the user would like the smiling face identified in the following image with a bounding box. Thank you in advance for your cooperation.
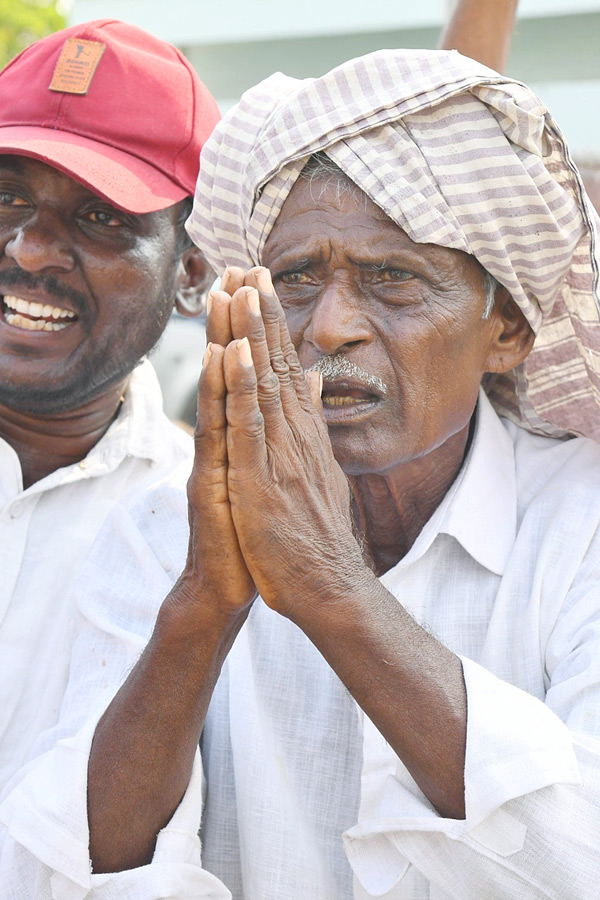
[0,155,187,415]
[263,174,531,477]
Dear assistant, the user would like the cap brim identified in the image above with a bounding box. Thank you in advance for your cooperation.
[0,126,189,214]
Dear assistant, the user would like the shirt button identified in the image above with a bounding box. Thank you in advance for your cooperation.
[10,501,24,518]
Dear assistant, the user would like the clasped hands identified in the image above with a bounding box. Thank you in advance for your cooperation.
[185,266,363,623]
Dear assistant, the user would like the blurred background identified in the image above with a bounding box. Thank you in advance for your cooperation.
[66,0,600,155]
[3,0,600,424]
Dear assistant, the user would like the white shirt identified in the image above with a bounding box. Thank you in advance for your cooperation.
[201,391,600,899]
[0,361,227,900]
[3,391,599,899]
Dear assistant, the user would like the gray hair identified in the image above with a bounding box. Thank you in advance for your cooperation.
[482,270,499,318]
[300,152,499,319]
[300,151,366,206]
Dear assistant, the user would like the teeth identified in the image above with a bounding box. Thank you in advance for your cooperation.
[3,294,76,325]
[5,312,70,332]
[323,396,369,407]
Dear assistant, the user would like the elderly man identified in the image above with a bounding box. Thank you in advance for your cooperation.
[56,47,600,899]
[0,18,226,899]
[189,54,600,900]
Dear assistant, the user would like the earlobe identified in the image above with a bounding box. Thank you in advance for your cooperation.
[174,247,216,318]
[485,290,536,374]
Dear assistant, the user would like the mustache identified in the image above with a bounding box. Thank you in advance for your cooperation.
[0,269,88,316]
[307,355,388,396]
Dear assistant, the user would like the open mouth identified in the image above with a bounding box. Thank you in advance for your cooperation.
[321,380,382,414]
[2,294,78,332]
[322,389,376,407]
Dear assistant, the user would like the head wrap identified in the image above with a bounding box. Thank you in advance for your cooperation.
[189,49,600,441]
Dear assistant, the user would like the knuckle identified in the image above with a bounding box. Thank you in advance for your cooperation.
[270,352,289,377]
[228,405,264,434]
[258,369,280,396]
[241,410,265,439]
[194,419,222,441]
[262,306,280,324]
[281,335,297,357]
[236,378,258,399]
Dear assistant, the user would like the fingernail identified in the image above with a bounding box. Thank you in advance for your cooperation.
[237,337,252,367]
[206,292,214,316]
[247,288,260,316]
[202,342,213,368]
[318,372,323,396]
[255,268,273,294]
[220,267,231,287]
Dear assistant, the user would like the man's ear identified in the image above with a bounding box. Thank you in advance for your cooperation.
[485,287,536,374]
[174,247,215,318]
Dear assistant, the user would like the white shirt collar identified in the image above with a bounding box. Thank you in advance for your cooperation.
[0,359,170,499]
[440,389,517,575]
[385,389,517,579]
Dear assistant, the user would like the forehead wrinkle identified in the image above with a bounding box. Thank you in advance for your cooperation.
[267,223,464,286]
[265,209,401,265]
[263,230,334,267]
[267,176,482,286]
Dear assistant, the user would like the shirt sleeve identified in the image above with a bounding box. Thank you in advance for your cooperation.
[0,489,231,900]
[342,574,600,899]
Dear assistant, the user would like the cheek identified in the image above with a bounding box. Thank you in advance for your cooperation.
[410,308,490,370]
[93,249,178,318]
[85,252,149,300]
[384,318,486,416]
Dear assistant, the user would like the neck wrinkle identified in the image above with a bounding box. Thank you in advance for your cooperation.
[349,424,472,575]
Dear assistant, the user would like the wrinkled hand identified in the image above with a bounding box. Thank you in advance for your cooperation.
[180,271,257,618]
[219,267,364,617]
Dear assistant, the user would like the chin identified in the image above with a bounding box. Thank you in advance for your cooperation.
[329,437,392,477]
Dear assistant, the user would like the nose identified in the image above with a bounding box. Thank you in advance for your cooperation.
[303,276,373,356]
[4,214,75,273]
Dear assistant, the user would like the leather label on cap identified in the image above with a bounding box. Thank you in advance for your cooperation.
[49,38,106,95]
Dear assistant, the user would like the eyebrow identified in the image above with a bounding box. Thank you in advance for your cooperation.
[355,259,392,271]
[270,256,312,274]
[266,236,441,276]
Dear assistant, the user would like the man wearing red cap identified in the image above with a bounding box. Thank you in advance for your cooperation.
[0,19,229,899]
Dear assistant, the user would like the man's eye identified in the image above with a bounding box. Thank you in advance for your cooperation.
[0,191,27,207]
[280,271,310,285]
[379,267,413,282]
[85,210,124,228]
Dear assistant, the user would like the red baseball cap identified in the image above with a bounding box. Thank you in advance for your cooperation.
[0,19,221,213]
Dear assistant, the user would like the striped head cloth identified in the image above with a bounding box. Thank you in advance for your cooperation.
[188,49,600,441]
